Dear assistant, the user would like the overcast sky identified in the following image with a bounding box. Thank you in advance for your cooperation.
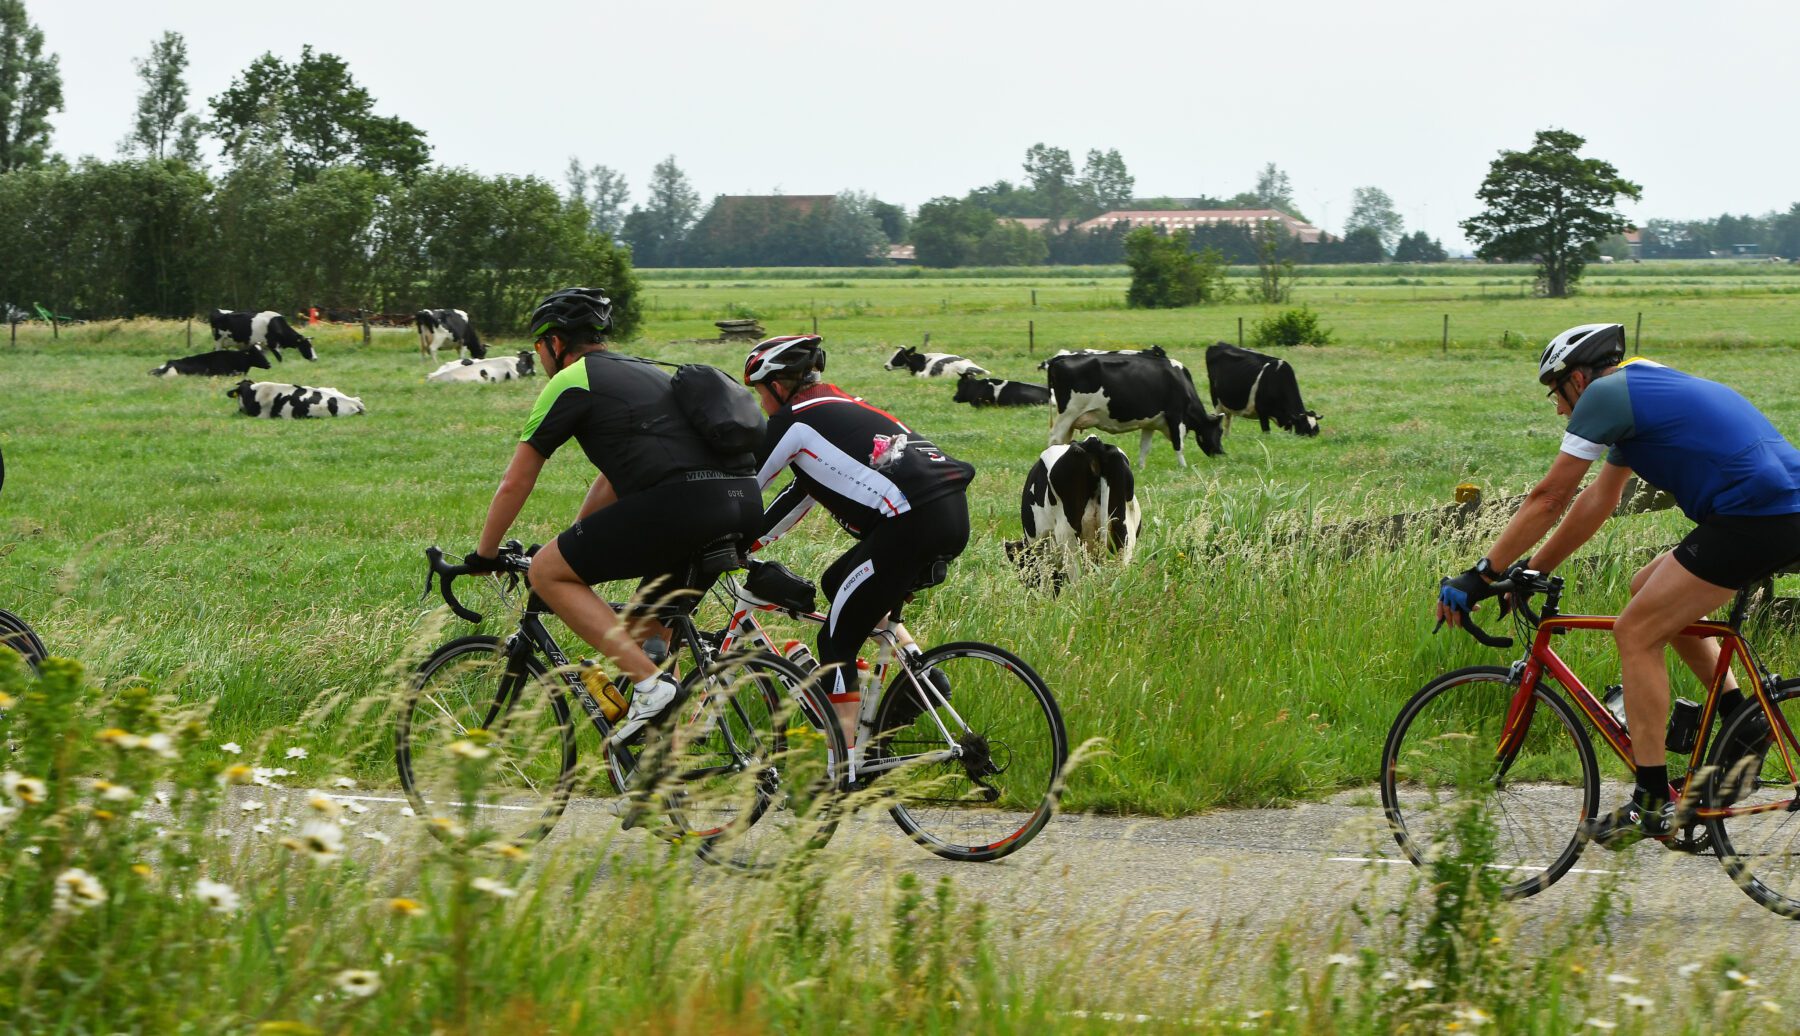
[31,0,1800,253]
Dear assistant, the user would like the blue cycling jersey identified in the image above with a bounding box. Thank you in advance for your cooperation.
[1562,359,1800,521]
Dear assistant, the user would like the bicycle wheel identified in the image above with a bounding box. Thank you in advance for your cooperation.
[872,641,1067,862]
[0,608,47,673]
[1706,679,1800,918]
[622,650,844,870]
[1380,666,1599,900]
[396,635,576,845]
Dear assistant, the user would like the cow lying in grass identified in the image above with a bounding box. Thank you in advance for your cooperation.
[226,380,365,418]
[426,351,535,383]
[884,345,989,379]
[1004,436,1141,592]
[951,375,1049,408]
[149,348,272,378]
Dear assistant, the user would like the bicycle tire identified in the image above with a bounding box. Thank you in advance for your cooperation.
[1705,679,1800,918]
[0,608,48,674]
[873,641,1066,862]
[610,649,844,871]
[1380,665,1599,900]
[396,635,576,845]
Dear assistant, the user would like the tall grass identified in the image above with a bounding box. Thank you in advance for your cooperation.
[4,652,1796,1034]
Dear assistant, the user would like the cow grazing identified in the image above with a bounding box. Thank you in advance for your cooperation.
[884,345,989,379]
[208,309,317,362]
[149,348,272,378]
[226,381,365,418]
[951,375,1050,408]
[427,351,535,383]
[1044,345,1225,467]
[1203,343,1321,437]
[1005,436,1142,591]
[415,309,488,361]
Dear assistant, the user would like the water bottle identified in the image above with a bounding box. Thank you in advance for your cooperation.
[780,640,817,673]
[1602,684,1629,732]
[1666,698,1701,753]
[578,660,628,722]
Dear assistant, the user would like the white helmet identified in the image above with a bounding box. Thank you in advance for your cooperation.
[743,335,826,386]
[1538,324,1625,385]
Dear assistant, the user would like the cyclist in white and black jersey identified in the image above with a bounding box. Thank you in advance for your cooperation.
[742,336,974,722]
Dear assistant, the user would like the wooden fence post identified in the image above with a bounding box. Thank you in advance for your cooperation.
[1031,289,1037,307]
[187,318,193,349]
[1634,312,1642,355]
[1028,320,1035,354]
[812,313,818,335]
[1237,316,1243,347]
[362,318,371,346]
[50,315,57,340]
[1442,314,1449,356]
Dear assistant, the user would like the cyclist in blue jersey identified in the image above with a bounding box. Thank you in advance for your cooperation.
[469,288,762,746]
[1434,323,1800,848]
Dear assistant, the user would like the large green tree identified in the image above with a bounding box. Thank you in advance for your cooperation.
[1125,228,1230,308]
[910,197,996,268]
[0,0,62,172]
[564,157,630,237]
[1076,148,1134,218]
[1460,129,1641,297]
[1023,143,1076,221]
[619,155,698,267]
[209,46,430,181]
[121,31,202,163]
[1344,186,1403,253]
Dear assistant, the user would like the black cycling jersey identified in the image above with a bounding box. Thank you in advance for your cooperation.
[753,384,975,548]
[520,351,725,496]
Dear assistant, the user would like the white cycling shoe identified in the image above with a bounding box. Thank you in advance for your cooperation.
[610,676,678,746]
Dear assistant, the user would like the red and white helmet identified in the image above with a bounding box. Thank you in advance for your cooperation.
[743,335,826,386]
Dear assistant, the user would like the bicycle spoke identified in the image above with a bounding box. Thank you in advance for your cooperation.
[1710,684,1800,917]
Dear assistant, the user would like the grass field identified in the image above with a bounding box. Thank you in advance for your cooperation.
[3,261,1799,815]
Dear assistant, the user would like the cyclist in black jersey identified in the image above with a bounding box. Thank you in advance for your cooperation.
[471,288,762,744]
[742,336,975,734]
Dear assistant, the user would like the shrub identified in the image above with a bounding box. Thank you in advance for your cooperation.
[1124,228,1231,309]
[1250,305,1335,348]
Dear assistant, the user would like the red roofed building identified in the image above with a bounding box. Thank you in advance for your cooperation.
[1075,209,1323,244]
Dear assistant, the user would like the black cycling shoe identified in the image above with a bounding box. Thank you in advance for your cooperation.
[886,666,952,729]
[1580,796,1673,851]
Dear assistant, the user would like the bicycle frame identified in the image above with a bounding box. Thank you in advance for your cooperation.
[1500,605,1800,821]
[708,573,970,786]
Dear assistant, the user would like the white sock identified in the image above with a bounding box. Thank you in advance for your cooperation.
[633,674,667,695]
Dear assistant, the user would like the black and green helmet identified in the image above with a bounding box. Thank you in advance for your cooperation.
[528,287,613,338]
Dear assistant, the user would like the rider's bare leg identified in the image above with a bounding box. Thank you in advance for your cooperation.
[529,540,658,683]
[1630,551,1739,697]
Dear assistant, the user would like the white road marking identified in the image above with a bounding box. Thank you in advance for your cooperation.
[1328,855,1615,876]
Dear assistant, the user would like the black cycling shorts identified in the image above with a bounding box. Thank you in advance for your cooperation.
[814,492,971,694]
[555,473,762,603]
[1671,512,1800,590]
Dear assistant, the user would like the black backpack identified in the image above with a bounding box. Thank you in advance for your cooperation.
[671,362,766,455]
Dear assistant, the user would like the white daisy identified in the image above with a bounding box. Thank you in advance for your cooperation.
[252,821,273,835]
[140,732,178,759]
[1605,974,1639,986]
[1584,1020,1616,1031]
[282,820,345,863]
[363,830,392,845]
[220,742,243,755]
[333,969,380,997]
[240,800,266,813]
[194,878,242,914]
[286,747,308,760]
[333,776,357,789]
[470,877,516,899]
[93,780,137,802]
[3,771,47,805]
[1453,1006,1493,1026]
[1758,999,1782,1015]
[1678,962,1703,978]
[1620,994,1653,1012]
[344,801,369,815]
[307,793,343,816]
[53,868,108,912]
[1404,977,1436,991]
[1727,970,1760,988]
[448,740,491,760]
[1325,953,1357,968]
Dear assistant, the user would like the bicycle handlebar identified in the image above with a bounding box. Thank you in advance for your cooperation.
[423,543,529,625]
[1438,566,1556,650]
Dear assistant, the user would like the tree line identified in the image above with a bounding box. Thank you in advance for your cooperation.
[0,8,638,331]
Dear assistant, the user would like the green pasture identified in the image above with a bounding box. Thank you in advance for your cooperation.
[3,266,1798,814]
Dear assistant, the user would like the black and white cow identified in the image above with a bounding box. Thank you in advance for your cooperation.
[415,308,488,361]
[149,347,272,378]
[226,380,365,418]
[1203,343,1321,437]
[427,351,535,383]
[1044,345,1225,468]
[884,345,988,379]
[208,309,317,362]
[951,375,1050,408]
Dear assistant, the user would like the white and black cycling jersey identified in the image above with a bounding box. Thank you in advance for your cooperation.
[753,384,975,549]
